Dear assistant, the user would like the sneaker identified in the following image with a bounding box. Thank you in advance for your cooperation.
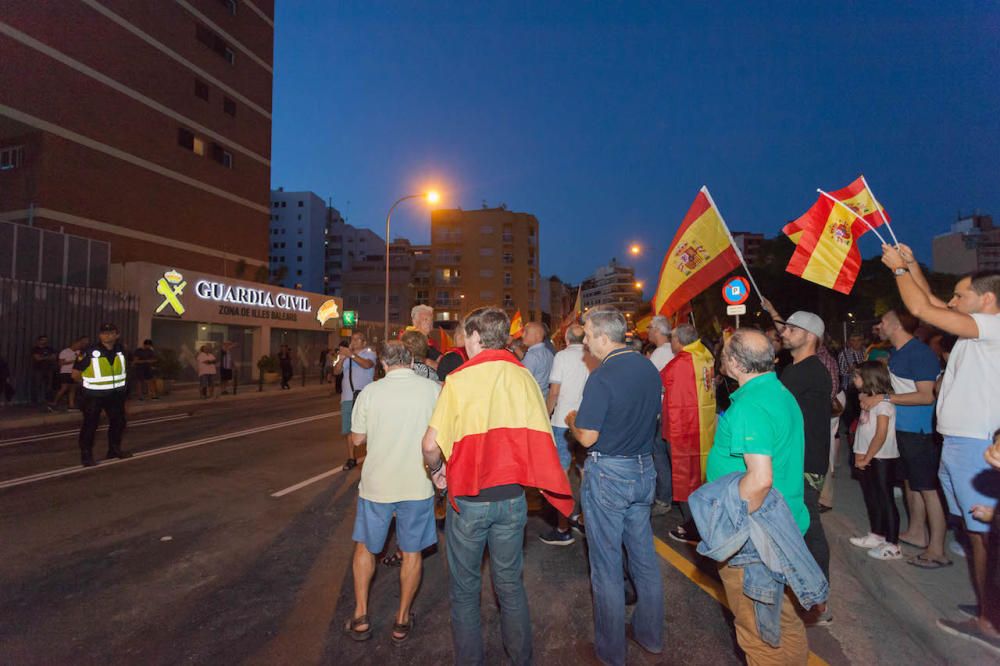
[342,458,358,471]
[849,533,886,549]
[650,501,672,516]
[868,542,903,560]
[539,528,576,546]
[568,514,586,536]
[937,618,1000,656]
[668,525,700,544]
[949,540,967,559]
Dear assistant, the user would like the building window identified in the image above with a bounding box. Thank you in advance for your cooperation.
[480,225,494,234]
[0,145,24,169]
[503,252,513,264]
[479,268,493,278]
[298,228,303,234]
[296,270,302,276]
[297,241,303,248]
[297,214,302,221]
[281,202,287,208]
[479,247,494,257]
[177,128,195,150]
[503,294,514,307]
[502,226,513,243]
[297,256,303,262]
[298,201,304,207]
[280,242,285,248]
[223,97,236,116]
[480,290,495,299]
[196,25,234,64]
[210,142,233,167]
[195,79,209,100]
[504,272,512,286]
[223,47,235,64]
[221,0,238,15]
[273,201,279,208]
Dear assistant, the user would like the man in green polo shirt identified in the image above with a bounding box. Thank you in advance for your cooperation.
[706,329,810,663]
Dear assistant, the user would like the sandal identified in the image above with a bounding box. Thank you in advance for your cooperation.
[391,613,415,645]
[382,551,403,567]
[343,614,372,642]
[907,553,954,569]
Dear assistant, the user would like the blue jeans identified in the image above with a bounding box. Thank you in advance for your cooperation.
[652,438,672,503]
[582,453,664,665]
[446,494,532,665]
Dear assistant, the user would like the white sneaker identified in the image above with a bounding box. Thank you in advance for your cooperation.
[849,533,887,549]
[949,540,967,559]
[868,542,903,560]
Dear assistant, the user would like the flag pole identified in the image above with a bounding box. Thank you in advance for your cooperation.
[860,176,899,246]
[700,186,766,303]
[816,189,889,245]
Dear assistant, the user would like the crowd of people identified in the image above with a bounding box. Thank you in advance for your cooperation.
[342,244,1000,663]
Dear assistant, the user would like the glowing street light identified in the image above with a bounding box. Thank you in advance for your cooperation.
[634,281,644,290]
[629,243,642,256]
[384,190,441,336]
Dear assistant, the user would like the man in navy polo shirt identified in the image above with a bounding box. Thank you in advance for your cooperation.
[567,305,664,665]
[865,308,948,566]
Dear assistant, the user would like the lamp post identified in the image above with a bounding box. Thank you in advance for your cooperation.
[384,191,439,339]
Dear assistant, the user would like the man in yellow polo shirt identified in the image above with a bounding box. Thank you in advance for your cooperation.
[344,340,441,644]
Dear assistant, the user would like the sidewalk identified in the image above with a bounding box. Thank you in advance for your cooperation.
[0,378,339,431]
[822,454,995,662]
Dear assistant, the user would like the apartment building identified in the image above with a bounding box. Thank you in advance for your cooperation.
[430,206,541,324]
[932,213,999,274]
[0,1,274,276]
[581,258,642,318]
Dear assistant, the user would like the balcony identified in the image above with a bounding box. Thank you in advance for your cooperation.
[434,297,464,308]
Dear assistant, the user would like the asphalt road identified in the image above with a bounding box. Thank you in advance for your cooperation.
[0,392,983,664]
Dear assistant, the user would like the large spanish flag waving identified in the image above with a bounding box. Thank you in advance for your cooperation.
[784,176,889,294]
[428,349,574,515]
[660,339,717,501]
[653,187,741,317]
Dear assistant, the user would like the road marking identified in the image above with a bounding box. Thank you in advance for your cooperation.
[0,412,340,491]
[0,413,192,447]
[271,453,364,498]
[653,536,830,666]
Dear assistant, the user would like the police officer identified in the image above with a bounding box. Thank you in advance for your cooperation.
[72,322,132,466]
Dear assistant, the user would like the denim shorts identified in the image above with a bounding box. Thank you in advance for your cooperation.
[551,426,574,470]
[352,496,437,554]
[939,436,1000,532]
[340,400,353,435]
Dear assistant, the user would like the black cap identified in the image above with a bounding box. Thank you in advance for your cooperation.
[99,322,118,332]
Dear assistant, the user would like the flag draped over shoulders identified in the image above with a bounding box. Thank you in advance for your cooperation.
[429,349,574,515]
[660,339,717,502]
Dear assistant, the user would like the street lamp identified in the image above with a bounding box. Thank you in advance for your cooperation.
[634,280,644,290]
[384,191,440,338]
[629,243,641,256]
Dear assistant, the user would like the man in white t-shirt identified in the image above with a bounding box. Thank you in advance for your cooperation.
[647,315,675,515]
[883,243,1000,643]
[539,324,590,546]
[196,345,217,399]
[52,336,88,410]
[336,332,378,471]
[346,340,440,642]
[647,315,674,372]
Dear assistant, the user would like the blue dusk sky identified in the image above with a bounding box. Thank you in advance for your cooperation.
[270,1,1000,292]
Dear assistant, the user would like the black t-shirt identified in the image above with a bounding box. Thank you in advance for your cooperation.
[780,355,832,474]
[436,350,466,381]
[132,348,156,377]
[32,345,56,370]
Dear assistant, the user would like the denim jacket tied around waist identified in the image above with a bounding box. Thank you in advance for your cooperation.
[689,472,828,648]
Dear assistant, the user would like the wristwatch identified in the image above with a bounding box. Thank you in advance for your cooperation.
[893,267,909,276]
[882,394,892,403]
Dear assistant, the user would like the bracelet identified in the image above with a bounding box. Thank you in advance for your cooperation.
[428,460,444,474]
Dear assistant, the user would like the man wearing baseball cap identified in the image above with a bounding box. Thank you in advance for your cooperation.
[763,300,834,626]
[72,322,133,466]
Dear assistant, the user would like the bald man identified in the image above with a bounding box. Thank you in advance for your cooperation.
[522,321,555,399]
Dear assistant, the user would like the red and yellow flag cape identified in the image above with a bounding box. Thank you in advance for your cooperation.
[660,339,717,501]
[653,187,741,317]
[428,349,574,515]
[783,176,889,294]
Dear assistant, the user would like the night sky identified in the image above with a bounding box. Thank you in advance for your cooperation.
[270,2,1000,295]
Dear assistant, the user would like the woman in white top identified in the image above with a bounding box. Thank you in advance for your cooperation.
[849,361,902,560]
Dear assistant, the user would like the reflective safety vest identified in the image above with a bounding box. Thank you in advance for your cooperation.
[81,349,127,391]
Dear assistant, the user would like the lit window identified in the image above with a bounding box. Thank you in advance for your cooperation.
[193,136,205,156]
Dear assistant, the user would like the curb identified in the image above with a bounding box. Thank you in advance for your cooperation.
[1,383,338,431]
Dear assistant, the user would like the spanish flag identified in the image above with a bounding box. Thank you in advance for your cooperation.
[428,349,574,515]
[784,176,889,294]
[553,286,582,342]
[660,338,717,501]
[653,187,741,317]
[509,310,524,339]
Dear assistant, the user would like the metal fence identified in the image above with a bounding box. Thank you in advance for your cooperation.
[0,278,139,405]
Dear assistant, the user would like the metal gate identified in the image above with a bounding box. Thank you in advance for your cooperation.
[0,278,139,406]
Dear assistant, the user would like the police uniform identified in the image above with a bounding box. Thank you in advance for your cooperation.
[75,334,130,465]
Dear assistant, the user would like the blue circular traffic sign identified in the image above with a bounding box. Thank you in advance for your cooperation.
[722,276,750,306]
